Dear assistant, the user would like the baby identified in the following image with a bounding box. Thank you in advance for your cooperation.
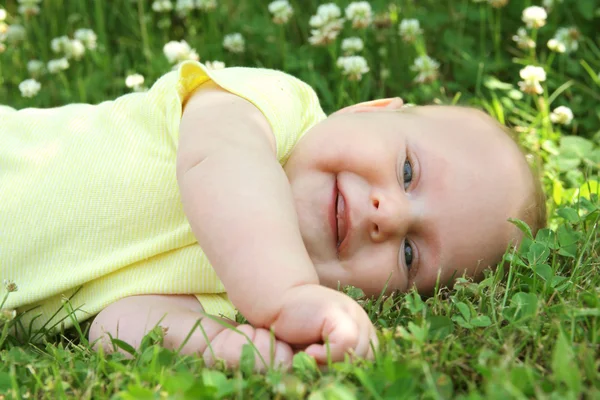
[0,61,545,371]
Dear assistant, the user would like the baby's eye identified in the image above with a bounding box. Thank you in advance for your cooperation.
[404,240,413,269]
[403,160,413,190]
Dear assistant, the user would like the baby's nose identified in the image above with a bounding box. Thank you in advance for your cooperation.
[368,190,411,242]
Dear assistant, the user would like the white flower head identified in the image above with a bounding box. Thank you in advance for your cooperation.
[550,106,573,125]
[547,38,566,53]
[5,24,27,44]
[47,57,70,74]
[341,37,364,55]
[204,60,226,70]
[125,73,145,90]
[268,0,293,24]
[74,29,97,50]
[196,0,217,11]
[398,19,423,43]
[0,8,7,22]
[345,1,372,29]
[550,27,579,53]
[522,6,547,29]
[65,39,86,60]
[175,0,195,16]
[18,0,42,16]
[309,3,344,46]
[163,39,199,63]
[27,59,45,76]
[411,55,440,83]
[51,35,70,53]
[223,32,245,53]
[518,65,546,95]
[512,27,536,50]
[19,78,41,98]
[336,55,370,81]
[152,0,173,12]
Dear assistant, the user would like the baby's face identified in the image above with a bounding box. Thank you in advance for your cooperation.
[284,103,532,296]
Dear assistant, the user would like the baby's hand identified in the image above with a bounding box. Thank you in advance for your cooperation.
[271,284,378,365]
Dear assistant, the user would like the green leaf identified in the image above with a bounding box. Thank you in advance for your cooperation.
[555,156,581,172]
[426,316,454,340]
[503,292,538,322]
[508,218,533,240]
[527,242,550,265]
[535,228,558,249]
[578,180,599,200]
[560,136,594,159]
[470,316,491,327]
[202,370,234,399]
[451,315,473,329]
[552,331,582,392]
[532,263,553,282]
[240,343,255,375]
[556,207,580,223]
[557,224,580,258]
[455,302,471,321]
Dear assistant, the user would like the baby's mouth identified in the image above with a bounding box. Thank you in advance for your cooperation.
[336,191,347,249]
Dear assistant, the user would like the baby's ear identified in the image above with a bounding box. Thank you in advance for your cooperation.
[334,97,404,114]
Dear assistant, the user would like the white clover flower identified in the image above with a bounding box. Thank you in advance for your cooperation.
[380,68,390,80]
[512,27,536,50]
[398,19,423,43]
[17,0,42,16]
[547,38,566,53]
[48,57,70,73]
[5,24,27,44]
[125,73,145,91]
[19,78,41,98]
[308,3,344,46]
[518,65,546,95]
[411,55,441,83]
[27,59,45,76]
[51,35,70,53]
[336,55,370,81]
[550,106,573,125]
[74,28,98,50]
[268,0,293,25]
[341,37,364,55]
[522,6,547,29]
[163,39,199,63]
[175,0,195,16]
[0,8,7,21]
[196,0,217,11]
[152,0,173,12]
[204,60,226,70]
[65,39,85,60]
[345,1,372,29]
[549,27,579,53]
[223,33,245,53]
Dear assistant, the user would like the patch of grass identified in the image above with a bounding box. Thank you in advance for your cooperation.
[1,0,599,398]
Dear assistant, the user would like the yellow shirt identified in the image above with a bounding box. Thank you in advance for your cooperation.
[0,61,326,332]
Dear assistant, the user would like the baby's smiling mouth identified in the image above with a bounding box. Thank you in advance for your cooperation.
[336,190,348,250]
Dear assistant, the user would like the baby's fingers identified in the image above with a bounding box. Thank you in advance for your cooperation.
[204,325,293,372]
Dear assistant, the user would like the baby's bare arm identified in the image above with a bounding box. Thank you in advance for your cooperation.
[89,295,293,371]
[177,82,319,329]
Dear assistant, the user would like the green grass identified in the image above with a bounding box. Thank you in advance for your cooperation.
[1,0,599,398]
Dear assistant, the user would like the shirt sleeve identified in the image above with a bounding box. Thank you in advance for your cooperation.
[175,61,327,165]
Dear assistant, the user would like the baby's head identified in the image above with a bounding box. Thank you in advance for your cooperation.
[284,98,546,296]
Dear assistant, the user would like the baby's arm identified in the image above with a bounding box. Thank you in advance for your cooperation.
[177,82,377,362]
[89,295,293,371]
